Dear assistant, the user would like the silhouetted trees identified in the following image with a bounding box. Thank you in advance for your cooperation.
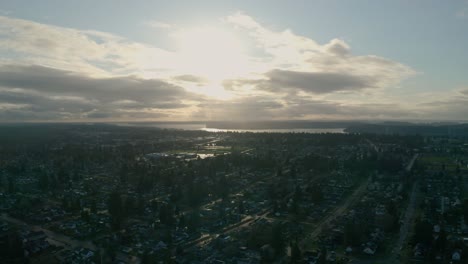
[290,240,301,263]
[108,191,123,230]
[271,223,286,257]
[413,220,433,245]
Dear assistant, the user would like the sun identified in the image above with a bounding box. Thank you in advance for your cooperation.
[175,27,246,79]
[172,26,250,98]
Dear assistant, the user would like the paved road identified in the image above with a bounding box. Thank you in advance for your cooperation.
[300,176,371,250]
[354,153,420,264]
[384,153,420,263]
[355,181,421,264]
[391,181,420,263]
[406,154,419,172]
[186,172,329,249]
[1,213,97,250]
[0,213,139,263]
[365,139,379,153]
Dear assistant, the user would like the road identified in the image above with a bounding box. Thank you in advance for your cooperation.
[185,172,329,249]
[300,176,371,250]
[406,153,419,172]
[1,213,96,250]
[390,181,420,263]
[300,152,420,258]
[384,153,420,263]
[353,153,420,264]
[365,139,379,153]
[0,213,139,263]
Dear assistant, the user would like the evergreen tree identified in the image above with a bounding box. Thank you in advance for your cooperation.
[290,241,301,263]
[108,191,123,230]
[271,223,285,258]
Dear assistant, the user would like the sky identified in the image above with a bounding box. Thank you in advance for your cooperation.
[0,0,467,122]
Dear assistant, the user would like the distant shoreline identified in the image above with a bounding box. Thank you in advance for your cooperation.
[1,121,467,136]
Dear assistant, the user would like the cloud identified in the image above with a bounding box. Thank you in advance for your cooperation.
[173,75,208,84]
[192,94,417,121]
[0,13,426,121]
[456,8,467,19]
[0,15,176,77]
[230,69,376,94]
[224,13,415,96]
[417,99,468,120]
[194,97,283,121]
[0,10,11,16]
[274,96,413,120]
[324,39,351,57]
[145,20,173,29]
[224,63,411,95]
[0,65,199,121]
[456,1,468,19]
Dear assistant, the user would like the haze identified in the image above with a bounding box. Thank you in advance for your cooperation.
[0,1,467,122]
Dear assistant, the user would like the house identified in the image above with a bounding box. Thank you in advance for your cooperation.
[260,244,275,261]
[363,242,377,255]
[413,243,425,258]
[452,250,461,261]
[363,247,375,255]
[154,241,167,251]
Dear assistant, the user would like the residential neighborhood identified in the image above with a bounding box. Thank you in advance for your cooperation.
[0,124,467,263]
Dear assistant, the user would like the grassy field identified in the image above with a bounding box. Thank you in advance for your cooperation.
[419,155,461,172]
[419,155,452,164]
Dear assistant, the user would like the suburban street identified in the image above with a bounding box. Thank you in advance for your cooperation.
[300,176,372,250]
[0,213,140,263]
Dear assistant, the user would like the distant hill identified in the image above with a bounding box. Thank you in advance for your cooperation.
[205,120,468,136]
[345,123,468,136]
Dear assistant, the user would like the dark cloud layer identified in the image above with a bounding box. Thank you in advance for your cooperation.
[0,14,430,121]
[0,65,197,120]
[1,64,464,122]
[193,97,283,121]
[173,75,207,84]
[225,69,376,94]
[263,69,375,93]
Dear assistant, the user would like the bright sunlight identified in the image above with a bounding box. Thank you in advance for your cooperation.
[173,27,250,99]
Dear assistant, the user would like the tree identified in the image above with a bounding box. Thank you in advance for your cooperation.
[141,251,151,264]
[290,166,297,179]
[90,199,97,214]
[238,200,245,215]
[5,231,25,263]
[276,167,283,178]
[344,222,363,246]
[413,220,433,245]
[310,185,323,203]
[81,210,90,223]
[433,229,446,253]
[38,171,49,191]
[271,223,285,258]
[159,204,175,226]
[124,195,135,217]
[462,199,468,221]
[318,247,327,264]
[7,176,16,194]
[108,191,123,230]
[187,209,200,233]
[290,241,301,263]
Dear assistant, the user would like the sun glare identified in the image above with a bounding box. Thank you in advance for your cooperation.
[176,27,245,78]
[173,27,249,99]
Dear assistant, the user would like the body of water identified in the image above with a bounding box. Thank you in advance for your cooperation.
[201,127,345,133]
[115,122,345,133]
